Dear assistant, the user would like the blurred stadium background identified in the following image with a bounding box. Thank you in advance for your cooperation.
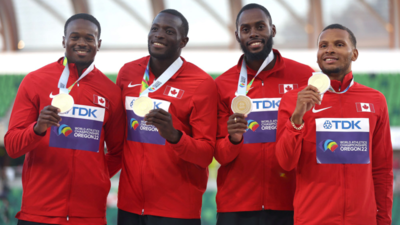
[0,0,400,224]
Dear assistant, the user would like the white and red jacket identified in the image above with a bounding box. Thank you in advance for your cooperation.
[116,56,217,219]
[276,72,393,224]
[4,58,125,225]
[215,49,314,212]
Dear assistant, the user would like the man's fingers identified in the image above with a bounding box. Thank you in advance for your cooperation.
[229,129,246,134]
[41,113,61,122]
[306,85,320,93]
[44,105,61,113]
[228,123,248,130]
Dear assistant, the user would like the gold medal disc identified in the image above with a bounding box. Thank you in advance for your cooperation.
[231,95,252,115]
[133,96,153,117]
[51,93,74,114]
[308,72,331,94]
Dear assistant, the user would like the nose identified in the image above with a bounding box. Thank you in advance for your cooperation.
[325,44,335,53]
[249,27,259,39]
[77,37,87,47]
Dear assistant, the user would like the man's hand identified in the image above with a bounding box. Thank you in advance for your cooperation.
[291,85,321,124]
[34,105,61,135]
[144,109,182,143]
[227,113,247,144]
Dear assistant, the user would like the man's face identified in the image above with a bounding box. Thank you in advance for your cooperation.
[317,29,358,76]
[236,8,276,61]
[148,13,188,60]
[63,19,101,66]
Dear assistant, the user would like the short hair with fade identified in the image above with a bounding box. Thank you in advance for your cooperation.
[322,24,357,48]
[64,13,101,39]
[236,3,272,29]
[159,9,189,37]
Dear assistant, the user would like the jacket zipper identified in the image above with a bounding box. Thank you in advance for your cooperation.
[67,150,75,221]
[261,80,265,210]
[141,146,145,215]
[343,165,346,224]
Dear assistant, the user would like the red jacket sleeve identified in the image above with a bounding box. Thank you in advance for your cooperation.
[275,92,304,171]
[372,96,393,225]
[4,75,44,159]
[214,87,243,166]
[167,77,217,169]
[104,90,126,177]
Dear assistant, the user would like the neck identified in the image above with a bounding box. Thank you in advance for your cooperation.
[75,62,92,77]
[245,56,276,72]
[327,71,350,83]
[150,55,180,78]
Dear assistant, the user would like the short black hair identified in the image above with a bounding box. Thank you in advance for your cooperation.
[236,3,272,30]
[159,9,189,37]
[64,13,101,39]
[322,24,357,48]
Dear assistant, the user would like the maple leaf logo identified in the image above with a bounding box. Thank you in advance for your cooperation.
[99,98,105,104]
[171,89,177,95]
[363,104,369,109]
[285,86,292,91]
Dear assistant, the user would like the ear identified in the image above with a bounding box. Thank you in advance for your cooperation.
[235,30,240,43]
[351,48,358,61]
[180,37,189,48]
[62,36,66,48]
[271,24,276,37]
[98,39,102,51]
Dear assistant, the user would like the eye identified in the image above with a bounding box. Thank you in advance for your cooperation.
[151,27,158,31]
[242,27,249,32]
[337,43,344,47]
[166,29,173,35]
[320,44,327,48]
[258,25,265,29]
[86,37,94,42]
[71,36,79,40]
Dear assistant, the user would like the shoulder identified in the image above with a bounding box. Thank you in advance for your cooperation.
[214,65,237,86]
[119,56,148,75]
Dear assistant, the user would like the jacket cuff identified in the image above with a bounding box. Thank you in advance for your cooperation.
[285,118,305,133]
[30,122,47,139]
[167,129,188,155]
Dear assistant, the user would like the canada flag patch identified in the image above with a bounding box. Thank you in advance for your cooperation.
[356,102,375,113]
[164,86,184,99]
[93,94,109,108]
[279,84,298,94]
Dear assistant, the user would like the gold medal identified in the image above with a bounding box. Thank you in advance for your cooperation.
[231,95,252,115]
[133,96,153,117]
[51,93,74,114]
[308,72,330,94]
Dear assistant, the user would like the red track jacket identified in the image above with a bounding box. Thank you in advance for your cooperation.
[116,56,217,219]
[215,49,314,212]
[276,72,393,225]
[4,58,125,225]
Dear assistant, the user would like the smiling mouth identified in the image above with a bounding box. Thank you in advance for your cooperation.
[153,42,166,47]
[324,58,338,62]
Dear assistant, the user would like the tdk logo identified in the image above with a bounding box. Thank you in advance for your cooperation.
[154,102,161,109]
[253,100,280,109]
[72,107,97,118]
[324,120,361,130]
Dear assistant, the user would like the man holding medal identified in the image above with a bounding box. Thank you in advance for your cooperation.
[214,3,314,225]
[276,24,393,224]
[116,9,217,225]
[5,14,125,225]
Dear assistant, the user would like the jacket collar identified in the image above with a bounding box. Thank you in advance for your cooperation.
[235,49,286,80]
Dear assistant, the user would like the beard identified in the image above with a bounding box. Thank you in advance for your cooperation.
[321,67,341,75]
[240,35,274,61]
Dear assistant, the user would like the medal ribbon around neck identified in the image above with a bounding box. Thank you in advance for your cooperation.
[58,56,95,94]
[237,50,274,96]
[139,57,183,97]
[327,78,354,94]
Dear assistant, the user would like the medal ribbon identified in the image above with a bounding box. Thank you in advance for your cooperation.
[327,78,354,94]
[237,50,274,96]
[139,57,183,97]
[58,56,95,94]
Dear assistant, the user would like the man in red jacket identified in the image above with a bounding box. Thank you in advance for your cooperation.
[214,3,314,225]
[276,24,393,225]
[116,9,217,225]
[4,14,125,225]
